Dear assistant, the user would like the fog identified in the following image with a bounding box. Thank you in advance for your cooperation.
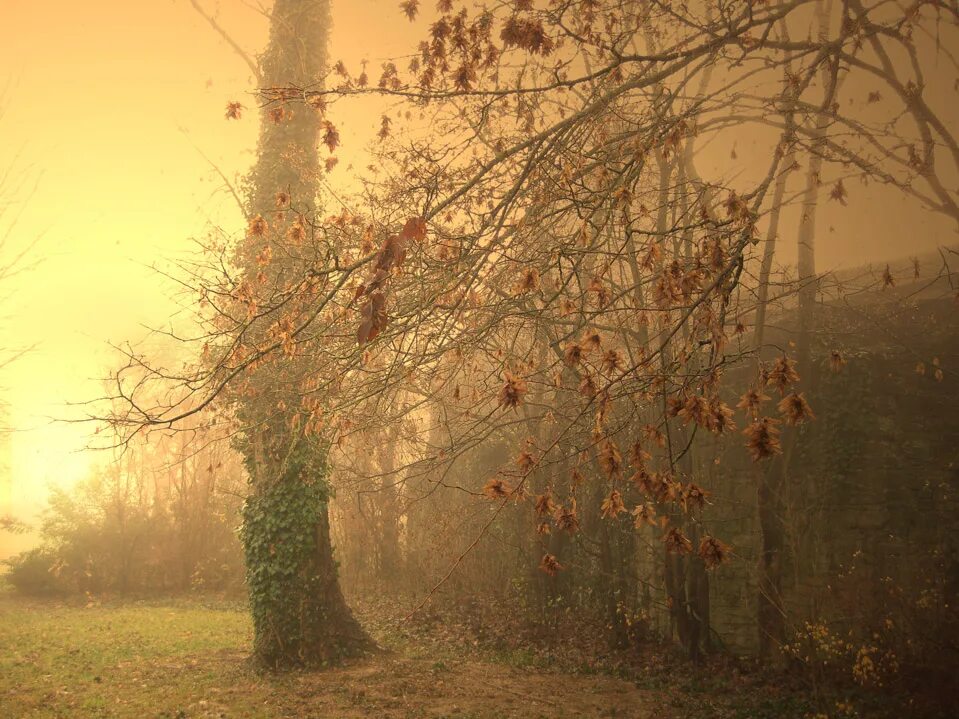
[1,2,957,718]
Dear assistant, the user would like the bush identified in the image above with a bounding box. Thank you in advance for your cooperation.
[3,548,64,596]
[2,436,247,597]
[783,547,959,719]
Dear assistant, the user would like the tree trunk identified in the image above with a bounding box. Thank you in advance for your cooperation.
[237,0,370,668]
[755,118,797,663]
[374,437,403,583]
[757,0,838,658]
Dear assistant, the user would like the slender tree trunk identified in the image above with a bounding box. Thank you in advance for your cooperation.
[374,437,402,583]
[755,112,798,664]
[757,0,839,658]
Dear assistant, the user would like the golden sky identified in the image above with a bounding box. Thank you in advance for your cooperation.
[0,0,955,554]
[0,0,411,553]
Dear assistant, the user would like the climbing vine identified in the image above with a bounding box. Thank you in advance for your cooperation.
[240,440,334,667]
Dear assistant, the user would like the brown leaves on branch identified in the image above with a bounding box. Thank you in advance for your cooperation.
[379,62,401,90]
[676,393,708,426]
[256,245,273,267]
[307,95,327,114]
[680,483,708,513]
[514,267,540,295]
[673,393,736,434]
[744,417,783,461]
[602,348,624,374]
[664,527,693,554]
[248,214,268,237]
[710,402,737,434]
[553,500,579,534]
[287,218,306,243]
[403,216,427,242]
[629,440,650,471]
[766,355,800,395]
[322,120,340,153]
[400,0,418,21]
[356,217,426,345]
[588,276,610,307]
[563,342,583,367]
[601,489,626,518]
[778,392,815,425]
[632,502,657,528]
[723,191,751,224]
[642,423,666,448]
[829,179,848,205]
[516,446,536,474]
[453,63,477,91]
[582,330,602,352]
[501,16,554,56]
[539,553,562,576]
[356,291,388,346]
[578,374,598,398]
[598,440,622,479]
[378,115,392,141]
[498,371,528,410]
[225,101,244,120]
[534,491,556,517]
[737,388,769,422]
[483,477,513,499]
[698,536,731,569]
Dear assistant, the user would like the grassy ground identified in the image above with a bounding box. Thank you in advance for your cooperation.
[0,591,937,719]
[0,593,667,719]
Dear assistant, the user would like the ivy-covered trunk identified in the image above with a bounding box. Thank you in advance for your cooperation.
[237,0,370,667]
[241,437,368,666]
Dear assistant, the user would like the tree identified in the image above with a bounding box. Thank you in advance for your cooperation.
[236,0,372,667]
[4,419,246,596]
[0,97,39,524]
[104,0,958,662]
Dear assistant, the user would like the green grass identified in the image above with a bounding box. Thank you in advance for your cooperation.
[1,592,837,719]
[0,595,278,718]
[0,593,667,718]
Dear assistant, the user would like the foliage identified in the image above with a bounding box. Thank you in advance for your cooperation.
[239,439,340,667]
[782,548,959,719]
[3,431,245,597]
[3,548,61,595]
[100,0,959,688]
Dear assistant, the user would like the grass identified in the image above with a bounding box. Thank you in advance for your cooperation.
[0,593,667,718]
[0,595,274,718]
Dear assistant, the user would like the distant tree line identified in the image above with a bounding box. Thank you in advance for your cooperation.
[3,422,245,596]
